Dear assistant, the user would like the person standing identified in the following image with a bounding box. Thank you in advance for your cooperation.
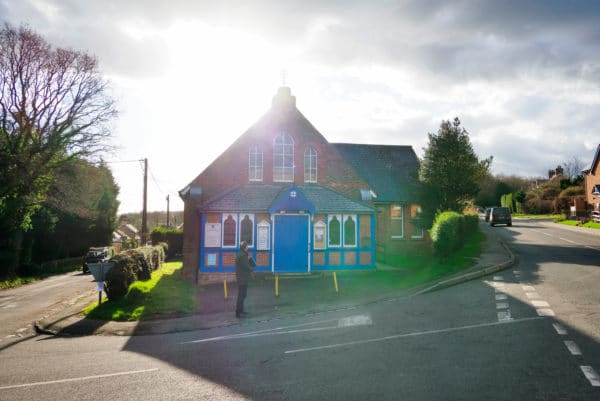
[235,241,253,318]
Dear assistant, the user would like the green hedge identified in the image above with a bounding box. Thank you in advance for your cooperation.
[430,211,480,259]
[150,228,182,259]
[105,244,165,301]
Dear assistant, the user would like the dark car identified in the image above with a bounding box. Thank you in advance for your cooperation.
[490,207,512,227]
[82,247,110,273]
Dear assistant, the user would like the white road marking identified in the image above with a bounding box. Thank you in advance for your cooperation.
[580,366,600,387]
[525,292,540,299]
[536,308,555,317]
[531,300,550,308]
[559,237,576,244]
[493,275,504,281]
[338,315,372,327]
[183,315,373,344]
[497,311,513,321]
[564,340,582,356]
[285,317,544,354]
[0,368,159,390]
[490,282,505,288]
[496,302,509,310]
[521,285,536,292]
[512,270,521,274]
[1,304,17,309]
[552,323,567,335]
[585,245,600,251]
[495,294,507,301]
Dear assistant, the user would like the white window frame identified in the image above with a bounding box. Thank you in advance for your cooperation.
[239,214,255,248]
[343,214,357,247]
[391,204,404,239]
[327,214,342,248]
[249,145,263,182]
[313,220,326,250]
[257,220,271,250]
[221,213,238,248]
[304,147,317,183]
[273,133,294,182]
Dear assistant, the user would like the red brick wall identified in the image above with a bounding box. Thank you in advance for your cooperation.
[584,163,600,209]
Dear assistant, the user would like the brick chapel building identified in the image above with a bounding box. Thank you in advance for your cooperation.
[179,87,423,282]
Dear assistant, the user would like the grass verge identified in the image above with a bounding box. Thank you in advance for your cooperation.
[0,264,82,290]
[557,220,600,229]
[366,230,484,290]
[513,213,563,220]
[83,261,196,321]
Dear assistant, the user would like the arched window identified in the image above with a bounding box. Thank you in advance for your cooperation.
[222,214,237,247]
[273,133,294,182]
[249,145,263,181]
[240,214,254,247]
[328,215,341,247]
[304,147,317,183]
[344,215,356,246]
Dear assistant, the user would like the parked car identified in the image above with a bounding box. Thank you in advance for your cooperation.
[490,207,512,227]
[82,247,110,273]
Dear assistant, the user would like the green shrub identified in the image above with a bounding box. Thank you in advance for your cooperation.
[105,253,137,301]
[464,213,479,233]
[430,211,465,258]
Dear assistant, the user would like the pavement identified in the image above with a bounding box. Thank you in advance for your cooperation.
[35,221,516,337]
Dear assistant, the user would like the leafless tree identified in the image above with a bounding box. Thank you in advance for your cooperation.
[562,156,584,180]
[0,23,117,277]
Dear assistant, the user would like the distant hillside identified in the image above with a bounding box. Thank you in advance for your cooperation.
[118,211,184,232]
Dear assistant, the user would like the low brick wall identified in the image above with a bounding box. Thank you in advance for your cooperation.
[198,272,236,285]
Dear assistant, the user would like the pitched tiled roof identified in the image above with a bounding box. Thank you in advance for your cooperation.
[333,143,420,203]
[198,184,376,214]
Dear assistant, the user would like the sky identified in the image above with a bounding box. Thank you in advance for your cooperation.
[2,0,600,214]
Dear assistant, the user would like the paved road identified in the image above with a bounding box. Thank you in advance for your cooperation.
[0,220,599,400]
[0,271,95,345]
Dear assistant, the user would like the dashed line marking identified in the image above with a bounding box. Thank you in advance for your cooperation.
[497,311,512,321]
[495,294,507,301]
[490,282,505,288]
[580,366,600,387]
[521,285,536,292]
[559,237,576,244]
[496,302,509,310]
[512,270,521,274]
[536,308,555,317]
[525,292,540,299]
[564,341,582,356]
[585,245,600,251]
[531,300,550,308]
[553,323,568,335]
[493,275,504,281]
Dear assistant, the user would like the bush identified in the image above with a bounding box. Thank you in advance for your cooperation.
[105,244,165,300]
[105,253,137,301]
[464,213,479,233]
[430,211,464,258]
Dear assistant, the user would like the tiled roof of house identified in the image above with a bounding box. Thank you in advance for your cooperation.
[333,143,420,203]
[198,184,377,214]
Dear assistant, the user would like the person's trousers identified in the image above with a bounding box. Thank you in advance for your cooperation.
[236,284,247,314]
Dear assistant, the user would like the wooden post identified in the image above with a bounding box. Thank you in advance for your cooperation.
[275,274,279,297]
[223,279,228,299]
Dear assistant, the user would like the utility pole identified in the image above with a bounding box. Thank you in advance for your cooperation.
[141,158,148,245]
[166,194,170,228]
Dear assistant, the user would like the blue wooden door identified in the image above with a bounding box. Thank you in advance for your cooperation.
[274,215,309,272]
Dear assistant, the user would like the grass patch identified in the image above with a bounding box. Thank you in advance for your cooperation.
[513,213,563,220]
[557,220,600,229]
[0,276,37,289]
[83,261,196,321]
[344,230,485,293]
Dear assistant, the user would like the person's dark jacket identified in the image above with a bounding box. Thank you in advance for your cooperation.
[235,248,253,285]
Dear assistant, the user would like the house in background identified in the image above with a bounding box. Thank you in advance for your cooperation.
[179,87,422,283]
[582,144,600,221]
